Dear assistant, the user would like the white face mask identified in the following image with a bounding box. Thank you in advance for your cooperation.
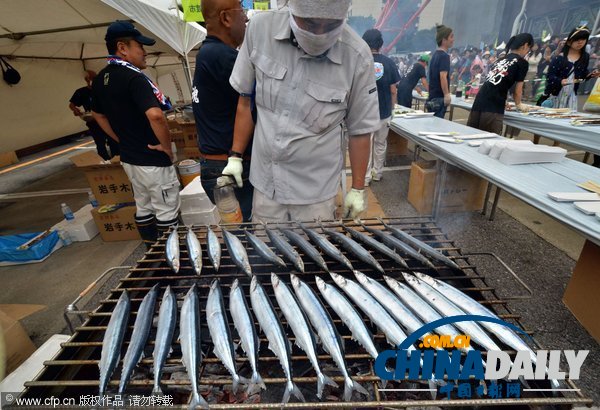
[289,13,344,57]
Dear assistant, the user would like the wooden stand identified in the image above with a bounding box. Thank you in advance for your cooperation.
[563,240,600,342]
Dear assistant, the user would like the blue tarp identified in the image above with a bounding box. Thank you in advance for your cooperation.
[0,231,60,263]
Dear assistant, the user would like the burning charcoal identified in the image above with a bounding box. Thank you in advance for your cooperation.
[199,383,212,395]
[325,394,340,401]
[242,393,261,404]
[320,363,341,374]
[204,363,230,376]
[170,371,193,394]
[208,388,225,404]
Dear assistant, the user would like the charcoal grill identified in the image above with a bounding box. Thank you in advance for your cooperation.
[20,217,593,408]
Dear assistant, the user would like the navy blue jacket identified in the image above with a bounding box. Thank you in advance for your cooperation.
[545,53,590,95]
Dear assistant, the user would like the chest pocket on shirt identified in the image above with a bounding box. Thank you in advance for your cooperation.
[302,80,348,135]
[251,51,287,112]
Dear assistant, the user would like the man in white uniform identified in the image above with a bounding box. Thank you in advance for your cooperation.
[221,0,380,222]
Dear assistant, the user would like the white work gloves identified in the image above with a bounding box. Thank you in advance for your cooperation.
[443,93,451,106]
[344,188,367,219]
[516,103,530,112]
[222,156,243,188]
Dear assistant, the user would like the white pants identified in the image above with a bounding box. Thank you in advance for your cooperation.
[252,189,336,223]
[365,117,390,182]
[121,163,181,222]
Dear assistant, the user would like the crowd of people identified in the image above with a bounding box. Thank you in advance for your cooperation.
[389,30,600,103]
[67,1,600,247]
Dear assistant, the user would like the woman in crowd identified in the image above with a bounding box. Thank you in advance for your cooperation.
[544,26,598,111]
[533,43,552,100]
[524,42,542,99]
[466,33,533,134]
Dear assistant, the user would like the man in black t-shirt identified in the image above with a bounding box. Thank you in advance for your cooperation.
[397,54,429,107]
[426,25,454,118]
[191,0,253,221]
[362,29,401,185]
[92,21,180,248]
[69,70,119,160]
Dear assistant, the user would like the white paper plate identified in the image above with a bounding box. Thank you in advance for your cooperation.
[548,192,600,202]
[400,112,435,119]
[574,201,600,215]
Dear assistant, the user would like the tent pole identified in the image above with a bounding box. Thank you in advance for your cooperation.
[173,3,194,97]
[181,54,193,91]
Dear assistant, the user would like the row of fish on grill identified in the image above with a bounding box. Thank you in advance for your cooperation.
[98,268,554,407]
[165,218,463,277]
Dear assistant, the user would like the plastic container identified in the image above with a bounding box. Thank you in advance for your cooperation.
[88,191,98,208]
[177,159,201,187]
[59,230,73,246]
[61,203,74,221]
[213,177,242,224]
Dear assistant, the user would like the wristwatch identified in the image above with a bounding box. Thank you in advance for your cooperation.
[229,150,243,158]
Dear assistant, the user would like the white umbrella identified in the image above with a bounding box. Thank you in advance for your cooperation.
[101,0,206,90]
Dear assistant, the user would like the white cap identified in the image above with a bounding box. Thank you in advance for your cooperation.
[288,0,351,20]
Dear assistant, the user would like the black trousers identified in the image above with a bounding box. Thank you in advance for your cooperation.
[467,110,504,135]
[87,121,119,160]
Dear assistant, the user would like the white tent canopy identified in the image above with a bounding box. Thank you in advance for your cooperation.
[0,0,205,153]
[100,0,206,87]
[101,0,205,56]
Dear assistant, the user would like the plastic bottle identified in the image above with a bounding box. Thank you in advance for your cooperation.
[213,176,243,224]
[88,191,98,208]
[456,80,464,98]
[61,203,74,221]
[59,230,73,246]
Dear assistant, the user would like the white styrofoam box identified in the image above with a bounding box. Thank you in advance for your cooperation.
[573,201,600,215]
[479,139,532,156]
[181,206,220,226]
[489,140,533,159]
[180,176,205,195]
[51,204,99,242]
[180,176,215,213]
[498,144,567,165]
[478,140,495,155]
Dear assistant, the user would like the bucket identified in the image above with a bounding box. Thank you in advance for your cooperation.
[177,159,201,187]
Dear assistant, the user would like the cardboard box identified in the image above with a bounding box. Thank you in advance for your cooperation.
[182,147,202,161]
[91,205,140,242]
[171,130,186,151]
[0,151,18,168]
[184,133,198,148]
[386,128,409,159]
[167,119,181,131]
[70,152,134,206]
[563,240,600,342]
[0,304,45,375]
[407,160,487,214]
[176,120,198,147]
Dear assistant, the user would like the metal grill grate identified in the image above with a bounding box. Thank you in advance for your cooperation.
[21,217,592,408]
